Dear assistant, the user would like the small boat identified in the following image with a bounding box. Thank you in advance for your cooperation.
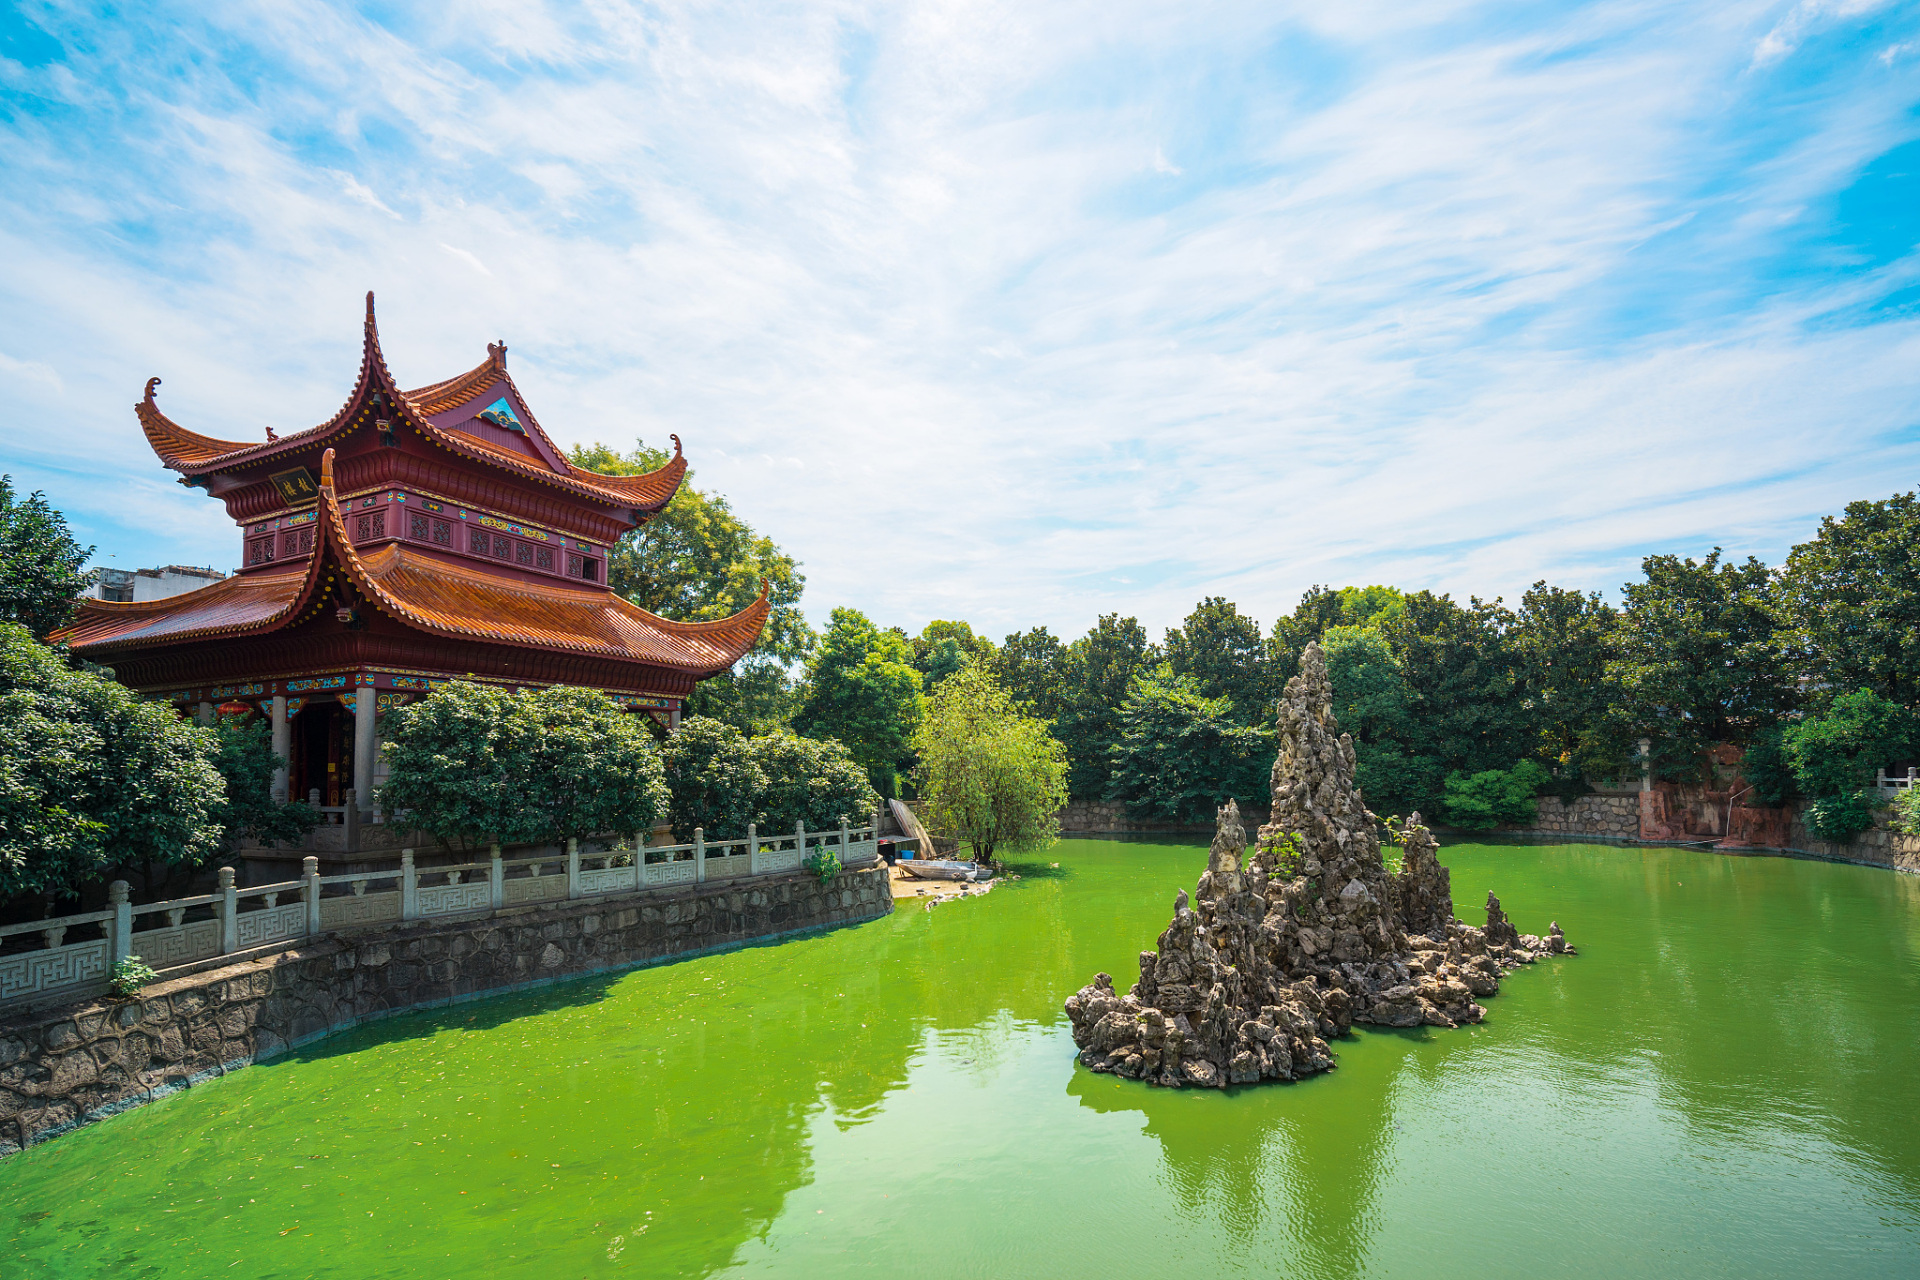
[898,859,979,882]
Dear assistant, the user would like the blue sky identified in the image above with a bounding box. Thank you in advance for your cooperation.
[2,1,1917,641]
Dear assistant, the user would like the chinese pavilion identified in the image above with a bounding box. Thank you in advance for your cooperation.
[52,293,767,817]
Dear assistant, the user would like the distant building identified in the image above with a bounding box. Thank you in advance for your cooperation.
[90,565,227,603]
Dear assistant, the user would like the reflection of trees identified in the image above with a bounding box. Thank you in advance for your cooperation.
[1445,843,1920,1214]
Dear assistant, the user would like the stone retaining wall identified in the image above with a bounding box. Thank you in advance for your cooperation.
[1515,793,1641,841]
[1057,797,1271,837]
[0,864,891,1156]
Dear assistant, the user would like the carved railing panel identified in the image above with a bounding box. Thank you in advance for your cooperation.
[0,938,108,1003]
[127,919,221,968]
[418,882,492,918]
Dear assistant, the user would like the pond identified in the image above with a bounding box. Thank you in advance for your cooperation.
[3,840,1917,1278]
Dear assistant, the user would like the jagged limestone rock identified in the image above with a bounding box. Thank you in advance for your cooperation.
[1065,640,1576,1088]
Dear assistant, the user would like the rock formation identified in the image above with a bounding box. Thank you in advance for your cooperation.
[1064,641,1575,1088]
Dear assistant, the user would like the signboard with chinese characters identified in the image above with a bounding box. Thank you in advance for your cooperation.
[269,467,319,507]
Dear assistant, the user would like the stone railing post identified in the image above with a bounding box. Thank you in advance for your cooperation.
[489,843,504,910]
[840,816,850,862]
[108,880,131,965]
[1638,738,1652,792]
[218,866,238,954]
[303,856,322,936]
[795,819,807,870]
[401,850,418,920]
[566,837,581,899]
[694,827,706,884]
[872,804,883,860]
[746,823,758,875]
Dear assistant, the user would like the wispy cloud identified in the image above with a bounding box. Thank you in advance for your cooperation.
[0,0,1917,641]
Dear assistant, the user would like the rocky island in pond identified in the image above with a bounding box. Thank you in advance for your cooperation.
[1064,642,1574,1089]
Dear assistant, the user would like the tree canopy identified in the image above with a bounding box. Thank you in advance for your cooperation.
[1776,492,1920,708]
[571,439,811,735]
[1106,665,1270,823]
[0,475,94,640]
[913,666,1067,864]
[792,607,924,795]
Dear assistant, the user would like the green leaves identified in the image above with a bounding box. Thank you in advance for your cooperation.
[914,666,1068,862]
[0,476,95,640]
[0,623,224,900]
[379,682,667,849]
[1441,760,1550,831]
[1105,665,1269,824]
[1776,492,1920,708]
[792,608,924,794]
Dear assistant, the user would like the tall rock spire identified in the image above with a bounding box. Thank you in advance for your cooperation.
[1064,641,1576,1089]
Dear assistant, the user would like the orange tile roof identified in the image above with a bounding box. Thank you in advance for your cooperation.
[51,561,321,651]
[135,293,686,514]
[52,448,766,679]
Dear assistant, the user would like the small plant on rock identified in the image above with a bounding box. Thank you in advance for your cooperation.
[1893,787,1920,838]
[802,847,841,883]
[108,955,158,998]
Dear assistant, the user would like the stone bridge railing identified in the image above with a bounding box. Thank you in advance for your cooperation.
[0,817,879,1013]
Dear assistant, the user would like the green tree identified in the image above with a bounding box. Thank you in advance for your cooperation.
[1609,550,1790,777]
[0,623,224,902]
[572,440,812,734]
[1105,666,1271,823]
[988,626,1072,722]
[749,731,879,835]
[1267,585,1348,688]
[1776,492,1920,707]
[379,682,539,850]
[1058,614,1158,796]
[660,716,766,842]
[518,686,669,847]
[910,620,996,691]
[1380,592,1531,816]
[0,477,95,640]
[1511,581,1621,792]
[913,665,1068,866]
[1320,624,1417,816]
[1163,596,1273,723]
[208,718,317,852]
[1336,585,1406,629]
[1441,760,1551,831]
[1781,689,1912,842]
[793,608,925,795]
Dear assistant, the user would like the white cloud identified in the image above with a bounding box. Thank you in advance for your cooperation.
[0,0,1916,641]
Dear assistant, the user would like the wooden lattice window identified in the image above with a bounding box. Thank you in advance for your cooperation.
[492,535,511,559]
[515,541,534,566]
[432,519,452,546]
[355,515,371,541]
[566,553,583,578]
[371,510,386,538]
[248,537,275,565]
[469,528,487,554]
[281,528,313,558]
[410,513,429,540]
[536,546,553,571]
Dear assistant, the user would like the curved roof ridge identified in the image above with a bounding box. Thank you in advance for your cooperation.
[317,448,764,673]
[136,378,252,468]
[47,553,326,652]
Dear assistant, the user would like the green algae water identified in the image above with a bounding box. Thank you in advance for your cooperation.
[3,841,1918,1278]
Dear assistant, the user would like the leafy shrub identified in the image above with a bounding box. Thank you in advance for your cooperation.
[1740,724,1798,807]
[802,847,841,883]
[108,955,159,998]
[1804,790,1881,843]
[210,717,316,850]
[1892,787,1920,838]
[661,717,766,843]
[750,731,879,836]
[1784,689,1913,801]
[1441,760,1550,830]
[381,682,667,849]
[1106,666,1271,823]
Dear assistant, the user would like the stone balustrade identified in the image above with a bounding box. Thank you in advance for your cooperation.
[0,816,880,1013]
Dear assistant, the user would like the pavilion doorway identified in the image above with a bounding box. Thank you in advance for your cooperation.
[291,700,353,806]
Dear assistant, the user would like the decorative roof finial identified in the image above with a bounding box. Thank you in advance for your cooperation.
[488,340,507,368]
[143,376,161,403]
[365,290,376,323]
[266,426,278,442]
[670,433,682,457]
[321,447,336,491]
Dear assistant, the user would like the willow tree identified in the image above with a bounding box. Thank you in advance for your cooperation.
[913,666,1067,867]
